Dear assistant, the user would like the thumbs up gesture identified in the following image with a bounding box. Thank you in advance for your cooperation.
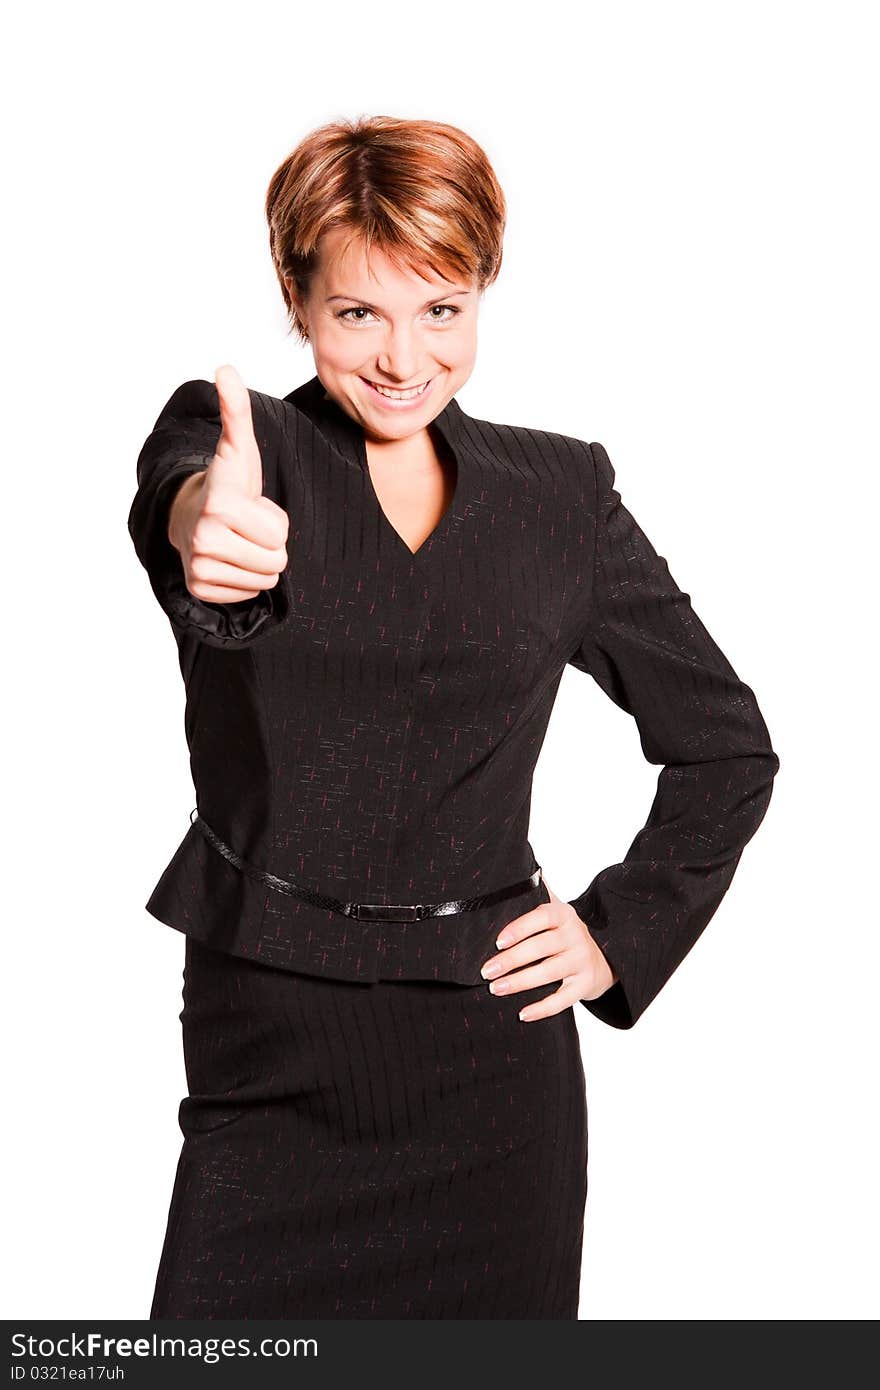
[168,364,290,604]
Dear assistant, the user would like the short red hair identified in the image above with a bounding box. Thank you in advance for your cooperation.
[265,115,507,342]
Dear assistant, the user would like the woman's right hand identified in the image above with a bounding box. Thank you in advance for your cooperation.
[168,363,290,604]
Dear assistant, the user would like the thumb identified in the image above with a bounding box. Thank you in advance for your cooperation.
[208,363,263,498]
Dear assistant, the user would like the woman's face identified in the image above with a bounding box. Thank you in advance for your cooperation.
[286,226,481,442]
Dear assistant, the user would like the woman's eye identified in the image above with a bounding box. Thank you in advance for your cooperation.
[336,305,461,324]
[336,307,376,323]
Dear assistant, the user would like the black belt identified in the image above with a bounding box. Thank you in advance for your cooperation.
[190,808,543,922]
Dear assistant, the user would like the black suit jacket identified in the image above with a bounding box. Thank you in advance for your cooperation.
[128,374,780,1028]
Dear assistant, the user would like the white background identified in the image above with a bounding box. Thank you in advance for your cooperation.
[5,0,876,1321]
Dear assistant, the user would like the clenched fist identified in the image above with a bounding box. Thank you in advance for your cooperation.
[168,364,290,604]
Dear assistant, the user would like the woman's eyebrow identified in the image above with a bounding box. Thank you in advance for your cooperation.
[325,288,472,310]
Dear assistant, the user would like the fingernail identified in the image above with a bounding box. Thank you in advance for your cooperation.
[481,961,500,978]
[495,936,508,949]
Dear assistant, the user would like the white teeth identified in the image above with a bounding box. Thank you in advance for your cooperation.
[369,379,430,399]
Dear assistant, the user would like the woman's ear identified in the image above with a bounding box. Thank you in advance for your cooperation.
[285,277,308,331]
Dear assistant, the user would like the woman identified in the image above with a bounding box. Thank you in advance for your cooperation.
[129,116,780,1320]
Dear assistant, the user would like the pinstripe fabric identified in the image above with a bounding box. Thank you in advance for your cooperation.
[128,372,779,1030]
[131,373,778,1320]
[149,936,588,1320]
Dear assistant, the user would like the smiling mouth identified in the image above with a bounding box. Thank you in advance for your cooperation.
[361,376,433,400]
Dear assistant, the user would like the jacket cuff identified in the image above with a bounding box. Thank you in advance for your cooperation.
[569,890,637,1029]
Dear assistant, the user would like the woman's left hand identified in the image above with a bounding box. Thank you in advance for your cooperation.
[479,881,618,1021]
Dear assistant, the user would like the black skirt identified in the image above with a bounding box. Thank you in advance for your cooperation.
[150,937,589,1320]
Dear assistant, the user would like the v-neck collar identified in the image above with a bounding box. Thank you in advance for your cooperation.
[283,373,470,563]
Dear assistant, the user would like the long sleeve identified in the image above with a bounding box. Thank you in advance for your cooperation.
[127,378,292,649]
[567,441,780,1030]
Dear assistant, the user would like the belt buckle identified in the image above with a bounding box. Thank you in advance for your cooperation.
[349,901,428,923]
